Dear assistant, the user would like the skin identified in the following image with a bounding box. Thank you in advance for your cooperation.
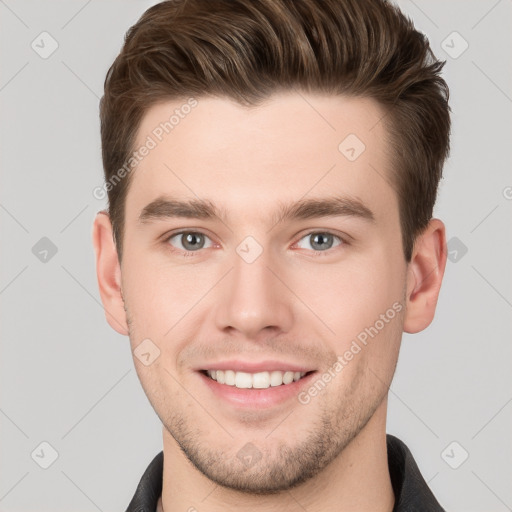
[92,92,447,512]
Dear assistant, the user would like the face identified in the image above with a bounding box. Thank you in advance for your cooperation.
[119,92,408,492]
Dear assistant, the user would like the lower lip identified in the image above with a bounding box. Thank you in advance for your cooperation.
[198,371,317,409]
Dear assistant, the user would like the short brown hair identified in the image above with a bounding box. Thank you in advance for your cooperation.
[100,0,451,263]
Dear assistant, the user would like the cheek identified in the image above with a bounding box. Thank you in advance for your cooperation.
[121,250,216,337]
[294,245,404,337]
[297,247,405,390]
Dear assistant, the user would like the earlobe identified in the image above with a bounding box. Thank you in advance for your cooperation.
[91,211,129,336]
[403,218,447,334]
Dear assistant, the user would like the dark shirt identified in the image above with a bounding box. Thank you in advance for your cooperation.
[125,434,445,511]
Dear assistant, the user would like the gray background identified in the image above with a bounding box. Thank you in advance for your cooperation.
[1,0,511,510]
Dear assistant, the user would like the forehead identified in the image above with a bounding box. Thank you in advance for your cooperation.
[126,92,397,227]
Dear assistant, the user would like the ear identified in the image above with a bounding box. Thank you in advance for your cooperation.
[91,211,129,336]
[403,218,447,334]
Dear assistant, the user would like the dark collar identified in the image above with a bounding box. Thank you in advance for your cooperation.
[387,434,445,511]
[125,434,445,511]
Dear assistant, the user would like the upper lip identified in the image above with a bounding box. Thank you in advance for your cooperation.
[196,360,315,373]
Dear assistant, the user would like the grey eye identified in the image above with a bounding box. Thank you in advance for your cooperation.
[168,232,213,251]
[296,232,342,251]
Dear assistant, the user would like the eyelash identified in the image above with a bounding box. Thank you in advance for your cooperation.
[163,230,347,257]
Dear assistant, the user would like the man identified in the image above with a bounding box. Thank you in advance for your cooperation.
[92,0,450,510]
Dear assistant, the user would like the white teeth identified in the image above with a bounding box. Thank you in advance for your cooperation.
[282,371,294,385]
[252,372,270,389]
[235,371,252,388]
[225,370,235,385]
[205,370,307,389]
[269,371,283,387]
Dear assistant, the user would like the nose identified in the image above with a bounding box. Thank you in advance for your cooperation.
[214,246,294,340]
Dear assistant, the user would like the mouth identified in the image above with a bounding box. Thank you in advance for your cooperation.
[199,369,316,390]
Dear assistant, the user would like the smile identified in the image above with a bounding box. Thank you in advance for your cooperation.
[202,369,311,389]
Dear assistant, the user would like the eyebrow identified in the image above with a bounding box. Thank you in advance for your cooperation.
[138,195,375,226]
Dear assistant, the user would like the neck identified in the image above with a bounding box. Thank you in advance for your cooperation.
[159,403,394,512]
